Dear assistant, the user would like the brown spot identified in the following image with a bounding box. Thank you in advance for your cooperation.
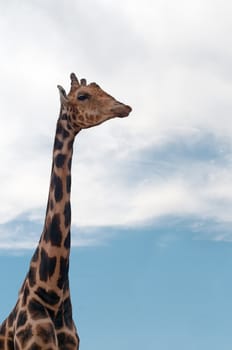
[34,287,60,306]
[28,267,37,287]
[8,310,15,327]
[39,248,57,281]
[16,324,33,347]
[16,310,27,328]
[54,308,63,329]
[44,214,62,247]
[57,332,78,348]
[28,299,48,320]
[35,323,55,344]
[29,343,42,350]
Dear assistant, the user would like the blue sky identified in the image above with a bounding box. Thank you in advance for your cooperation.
[1,0,232,349]
[2,222,232,349]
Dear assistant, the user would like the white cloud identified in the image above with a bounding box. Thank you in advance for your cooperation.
[1,0,232,247]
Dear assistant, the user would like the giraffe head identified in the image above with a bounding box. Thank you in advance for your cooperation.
[57,73,132,130]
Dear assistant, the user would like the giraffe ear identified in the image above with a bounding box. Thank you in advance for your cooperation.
[57,85,69,105]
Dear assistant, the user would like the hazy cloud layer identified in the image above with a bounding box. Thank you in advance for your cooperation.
[1,0,232,248]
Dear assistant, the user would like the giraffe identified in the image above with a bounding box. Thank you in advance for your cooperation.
[0,73,132,350]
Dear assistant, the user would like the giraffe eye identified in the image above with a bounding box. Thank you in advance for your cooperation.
[77,94,89,101]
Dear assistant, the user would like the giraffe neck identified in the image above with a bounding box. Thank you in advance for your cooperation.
[27,108,81,304]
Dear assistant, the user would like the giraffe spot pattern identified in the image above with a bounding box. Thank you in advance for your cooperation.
[57,332,78,348]
[57,257,68,289]
[73,121,81,129]
[7,339,14,350]
[8,309,15,327]
[56,122,63,134]
[60,113,68,121]
[16,310,27,328]
[16,324,33,347]
[63,298,73,328]
[44,214,62,247]
[54,308,63,329]
[57,122,71,139]
[39,248,57,282]
[50,199,54,211]
[28,299,48,320]
[29,343,42,350]
[63,279,69,293]
[7,340,14,350]
[66,175,71,194]
[53,174,63,202]
[55,153,66,168]
[54,137,63,150]
[62,129,70,139]
[47,308,55,320]
[35,323,56,344]
[8,331,13,339]
[34,287,60,306]
[64,230,70,250]
[28,267,37,287]
[64,202,71,228]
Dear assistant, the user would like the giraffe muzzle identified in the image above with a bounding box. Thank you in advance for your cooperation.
[111,104,132,118]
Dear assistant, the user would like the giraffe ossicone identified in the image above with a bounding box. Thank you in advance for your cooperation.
[0,73,131,350]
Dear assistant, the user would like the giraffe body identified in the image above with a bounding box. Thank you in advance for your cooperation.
[0,73,131,350]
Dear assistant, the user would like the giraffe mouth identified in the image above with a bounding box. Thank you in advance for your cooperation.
[111,104,132,118]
